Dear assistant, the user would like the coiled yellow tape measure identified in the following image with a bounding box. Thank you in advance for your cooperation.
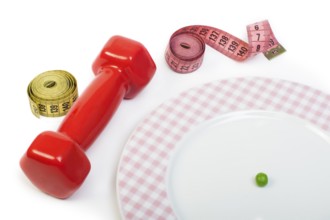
[27,70,78,118]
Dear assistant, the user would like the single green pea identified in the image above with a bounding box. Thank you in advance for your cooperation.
[255,172,268,187]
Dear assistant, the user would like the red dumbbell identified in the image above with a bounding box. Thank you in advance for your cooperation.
[20,36,156,199]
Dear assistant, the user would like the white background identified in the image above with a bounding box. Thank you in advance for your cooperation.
[1,0,329,219]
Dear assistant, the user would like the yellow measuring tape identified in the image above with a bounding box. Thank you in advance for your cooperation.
[27,70,78,118]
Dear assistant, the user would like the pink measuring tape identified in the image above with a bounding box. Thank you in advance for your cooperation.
[165,20,285,73]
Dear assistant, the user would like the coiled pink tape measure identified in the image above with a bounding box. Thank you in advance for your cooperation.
[165,20,285,73]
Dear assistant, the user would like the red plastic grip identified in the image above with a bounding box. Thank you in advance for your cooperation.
[58,68,127,151]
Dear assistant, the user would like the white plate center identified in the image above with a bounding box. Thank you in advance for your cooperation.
[167,110,330,220]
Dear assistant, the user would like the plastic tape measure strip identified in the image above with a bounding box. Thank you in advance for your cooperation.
[165,20,285,73]
[27,70,78,118]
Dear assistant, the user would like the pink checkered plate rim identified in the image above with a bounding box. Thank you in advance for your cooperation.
[116,77,330,220]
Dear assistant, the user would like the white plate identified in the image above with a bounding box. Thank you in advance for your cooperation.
[116,77,330,220]
[167,110,330,220]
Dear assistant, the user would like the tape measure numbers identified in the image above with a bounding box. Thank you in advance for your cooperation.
[165,20,285,73]
[27,70,78,118]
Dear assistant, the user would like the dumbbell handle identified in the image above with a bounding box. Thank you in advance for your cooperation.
[58,67,126,151]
